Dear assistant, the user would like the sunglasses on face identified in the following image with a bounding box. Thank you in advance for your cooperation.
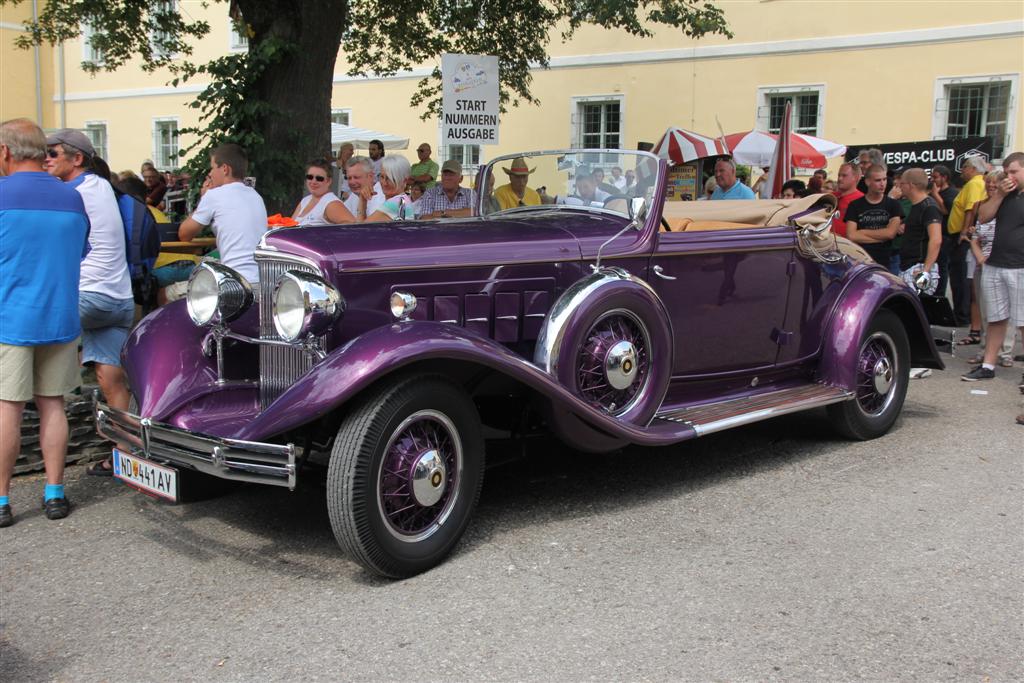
[46,149,61,158]
[306,174,326,182]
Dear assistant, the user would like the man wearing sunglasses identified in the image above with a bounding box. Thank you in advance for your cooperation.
[45,129,135,479]
[409,143,438,190]
[177,143,268,288]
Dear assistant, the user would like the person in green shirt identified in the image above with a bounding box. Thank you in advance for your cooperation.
[409,143,439,190]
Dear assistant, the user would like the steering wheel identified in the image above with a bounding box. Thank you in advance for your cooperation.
[602,194,632,208]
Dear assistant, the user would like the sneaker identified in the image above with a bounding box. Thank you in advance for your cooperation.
[909,367,932,379]
[42,496,71,520]
[0,504,12,528]
[961,366,995,381]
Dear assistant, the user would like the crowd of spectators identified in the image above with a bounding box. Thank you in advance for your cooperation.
[1,119,1022,526]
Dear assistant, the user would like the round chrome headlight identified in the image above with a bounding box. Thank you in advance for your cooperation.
[186,261,254,326]
[273,270,345,342]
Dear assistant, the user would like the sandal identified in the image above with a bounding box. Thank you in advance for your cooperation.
[999,356,1015,368]
[956,330,981,346]
[86,459,113,477]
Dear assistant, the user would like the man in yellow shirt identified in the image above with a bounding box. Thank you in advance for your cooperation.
[946,155,989,323]
[494,157,541,210]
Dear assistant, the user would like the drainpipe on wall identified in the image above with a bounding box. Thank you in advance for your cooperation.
[58,41,66,127]
[32,0,42,123]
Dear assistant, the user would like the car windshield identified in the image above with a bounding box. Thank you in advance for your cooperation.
[479,150,660,219]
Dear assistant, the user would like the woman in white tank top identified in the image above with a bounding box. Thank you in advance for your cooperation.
[292,160,358,226]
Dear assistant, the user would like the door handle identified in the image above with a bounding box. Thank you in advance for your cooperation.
[652,265,676,280]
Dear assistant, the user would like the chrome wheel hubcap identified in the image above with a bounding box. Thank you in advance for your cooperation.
[872,357,893,395]
[410,449,447,506]
[605,340,639,390]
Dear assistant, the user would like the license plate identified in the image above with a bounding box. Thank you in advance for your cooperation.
[112,448,179,502]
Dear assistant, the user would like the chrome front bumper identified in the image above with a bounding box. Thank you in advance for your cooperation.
[93,395,297,489]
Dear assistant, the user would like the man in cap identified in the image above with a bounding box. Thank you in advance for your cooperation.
[45,128,134,477]
[418,159,476,218]
[1,119,90,524]
[494,157,541,209]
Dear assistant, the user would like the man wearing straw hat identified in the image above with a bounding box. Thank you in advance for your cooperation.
[494,156,541,210]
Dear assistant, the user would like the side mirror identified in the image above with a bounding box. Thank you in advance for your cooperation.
[629,197,647,228]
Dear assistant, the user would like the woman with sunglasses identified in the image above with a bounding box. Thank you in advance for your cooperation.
[291,159,356,226]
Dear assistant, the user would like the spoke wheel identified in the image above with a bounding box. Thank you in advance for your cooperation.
[327,375,484,578]
[575,310,651,415]
[828,309,909,440]
[377,410,462,542]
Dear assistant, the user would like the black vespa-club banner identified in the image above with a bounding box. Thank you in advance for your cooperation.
[844,137,993,172]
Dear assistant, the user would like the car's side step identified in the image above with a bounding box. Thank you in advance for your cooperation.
[654,383,852,436]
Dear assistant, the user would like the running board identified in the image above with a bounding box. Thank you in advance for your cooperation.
[654,383,852,436]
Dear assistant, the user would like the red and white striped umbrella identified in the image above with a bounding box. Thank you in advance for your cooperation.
[652,127,729,164]
[723,130,846,169]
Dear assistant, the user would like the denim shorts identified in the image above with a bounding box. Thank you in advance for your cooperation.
[79,291,135,367]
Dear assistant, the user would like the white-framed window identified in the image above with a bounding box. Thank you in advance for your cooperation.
[229,18,249,51]
[331,109,351,126]
[83,122,108,160]
[756,84,825,136]
[152,118,179,170]
[446,144,481,175]
[149,1,178,59]
[81,21,104,65]
[933,74,1018,161]
[571,95,623,150]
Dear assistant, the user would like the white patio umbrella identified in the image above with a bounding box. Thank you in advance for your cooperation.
[723,130,846,169]
[330,123,409,150]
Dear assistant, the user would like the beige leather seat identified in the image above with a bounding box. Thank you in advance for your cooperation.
[661,194,838,232]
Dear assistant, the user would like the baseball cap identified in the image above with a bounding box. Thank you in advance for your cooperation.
[45,129,95,157]
[441,159,462,175]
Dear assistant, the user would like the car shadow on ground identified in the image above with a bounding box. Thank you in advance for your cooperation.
[94,407,869,582]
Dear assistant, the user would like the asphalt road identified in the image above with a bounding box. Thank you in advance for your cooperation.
[2,355,1022,682]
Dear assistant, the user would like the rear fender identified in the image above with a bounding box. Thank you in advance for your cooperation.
[817,269,944,390]
[233,321,694,447]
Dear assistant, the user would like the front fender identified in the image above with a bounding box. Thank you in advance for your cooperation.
[817,269,944,390]
[233,321,694,446]
[124,300,260,426]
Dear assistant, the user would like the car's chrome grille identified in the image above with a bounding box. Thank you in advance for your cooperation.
[257,253,324,409]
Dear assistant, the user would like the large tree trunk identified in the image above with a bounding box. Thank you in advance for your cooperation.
[237,0,347,213]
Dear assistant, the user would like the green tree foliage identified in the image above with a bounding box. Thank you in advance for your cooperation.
[4,0,730,212]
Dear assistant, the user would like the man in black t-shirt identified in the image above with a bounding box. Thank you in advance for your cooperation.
[846,164,904,271]
[898,168,943,278]
[930,165,961,303]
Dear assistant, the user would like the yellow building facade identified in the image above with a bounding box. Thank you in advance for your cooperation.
[3,1,1022,175]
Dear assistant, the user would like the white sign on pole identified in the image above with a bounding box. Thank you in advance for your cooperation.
[441,53,499,147]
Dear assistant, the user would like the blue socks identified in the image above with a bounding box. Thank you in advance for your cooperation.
[0,495,8,506]
[44,484,64,501]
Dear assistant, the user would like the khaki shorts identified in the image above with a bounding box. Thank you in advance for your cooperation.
[0,339,81,402]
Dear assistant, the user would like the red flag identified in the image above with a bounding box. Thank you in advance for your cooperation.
[767,101,792,199]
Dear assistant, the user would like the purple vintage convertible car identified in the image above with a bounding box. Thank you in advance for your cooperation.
[94,150,943,577]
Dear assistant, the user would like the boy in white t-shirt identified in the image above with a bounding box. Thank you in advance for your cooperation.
[179,143,268,285]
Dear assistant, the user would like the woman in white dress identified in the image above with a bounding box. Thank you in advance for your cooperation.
[291,159,357,226]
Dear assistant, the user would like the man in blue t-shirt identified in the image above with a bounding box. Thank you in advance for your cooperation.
[0,118,90,526]
[710,158,756,200]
